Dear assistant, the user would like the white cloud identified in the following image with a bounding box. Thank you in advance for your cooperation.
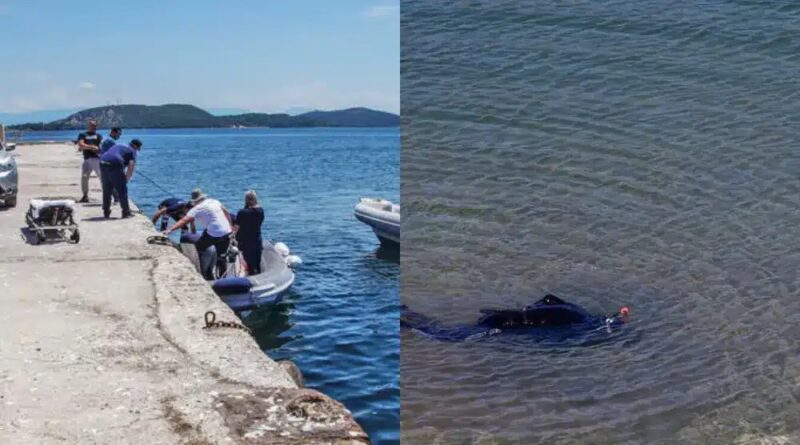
[78,81,96,90]
[360,5,399,19]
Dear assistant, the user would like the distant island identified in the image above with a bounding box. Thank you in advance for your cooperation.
[8,104,399,130]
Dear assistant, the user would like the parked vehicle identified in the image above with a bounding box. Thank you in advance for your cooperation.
[0,141,18,207]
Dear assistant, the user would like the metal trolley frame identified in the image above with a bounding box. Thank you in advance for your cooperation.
[25,199,80,245]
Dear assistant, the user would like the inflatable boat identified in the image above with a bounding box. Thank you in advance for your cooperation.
[354,197,400,246]
[178,233,301,311]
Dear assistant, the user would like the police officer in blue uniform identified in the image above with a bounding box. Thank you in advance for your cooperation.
[99,139,142,218]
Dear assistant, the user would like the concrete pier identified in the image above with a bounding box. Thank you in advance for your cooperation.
[0,143,369,444]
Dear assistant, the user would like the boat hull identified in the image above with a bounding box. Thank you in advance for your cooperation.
[179,238,297,312]
[218,273,295,311]
[355,198,400,246]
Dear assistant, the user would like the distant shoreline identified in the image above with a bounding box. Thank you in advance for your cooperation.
[6,104,400,131]
[10,125,399,133]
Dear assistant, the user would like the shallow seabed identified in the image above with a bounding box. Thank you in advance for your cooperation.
[402,1,800,443]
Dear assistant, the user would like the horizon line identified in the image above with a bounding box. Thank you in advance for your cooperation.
[0,103,399,116]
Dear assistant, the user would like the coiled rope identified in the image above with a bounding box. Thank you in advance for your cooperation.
[146,234,173,246]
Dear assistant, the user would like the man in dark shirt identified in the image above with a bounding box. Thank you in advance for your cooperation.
[99,139,142,218]
[151,197,195,233]
[77,120,103,203]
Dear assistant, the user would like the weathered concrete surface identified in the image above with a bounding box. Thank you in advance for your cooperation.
[0,144,369,444]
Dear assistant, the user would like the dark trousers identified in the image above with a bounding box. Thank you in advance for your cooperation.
[100,163,129,216]
[242,245,263,275]
[195,231,231,278]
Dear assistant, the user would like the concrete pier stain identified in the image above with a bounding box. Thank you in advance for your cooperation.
[215,389,370,444]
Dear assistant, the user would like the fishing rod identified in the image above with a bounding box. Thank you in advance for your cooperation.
[135,170,176,198]
[134,170,180,233]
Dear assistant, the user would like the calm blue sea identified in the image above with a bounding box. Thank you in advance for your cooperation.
[403,1,800,444]
[18,127,399,444]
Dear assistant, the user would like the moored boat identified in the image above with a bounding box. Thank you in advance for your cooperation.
[178,234,301,311]
[354,197,400,246]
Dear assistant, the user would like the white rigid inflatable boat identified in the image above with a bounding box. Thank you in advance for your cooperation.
[354,197,400,246]
[178,234,301,311]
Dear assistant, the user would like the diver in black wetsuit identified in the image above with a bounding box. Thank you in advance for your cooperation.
[401,294,630,342]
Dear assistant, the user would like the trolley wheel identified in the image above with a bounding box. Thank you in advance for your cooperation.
[70,230,80,244]
[36,232,46,244]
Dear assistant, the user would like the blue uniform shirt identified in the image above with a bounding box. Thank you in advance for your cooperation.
[100,136,119,154]
[158,197,188,232]
[100,143,137,167]
[159,197,187,213]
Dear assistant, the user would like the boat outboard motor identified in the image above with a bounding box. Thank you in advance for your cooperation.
[225,244,240,264]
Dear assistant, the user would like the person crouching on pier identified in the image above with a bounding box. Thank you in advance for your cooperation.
[152,197,196,234]
[99,139,143,219]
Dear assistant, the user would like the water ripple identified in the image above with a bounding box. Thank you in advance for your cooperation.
[403,0,800,443]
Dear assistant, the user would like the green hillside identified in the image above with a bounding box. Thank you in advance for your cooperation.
[9,104,399,130]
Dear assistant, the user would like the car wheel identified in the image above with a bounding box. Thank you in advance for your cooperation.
[5,196,16,207]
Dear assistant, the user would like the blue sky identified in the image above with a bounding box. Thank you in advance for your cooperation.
[0,1,399,114]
